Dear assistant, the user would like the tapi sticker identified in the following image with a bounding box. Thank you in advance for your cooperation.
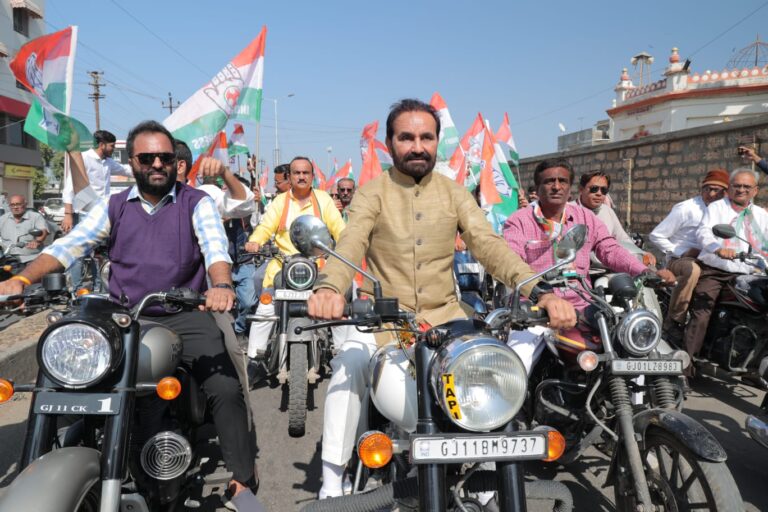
[442,373,462,420]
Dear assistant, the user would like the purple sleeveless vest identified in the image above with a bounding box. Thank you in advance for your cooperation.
[107,182,208,310]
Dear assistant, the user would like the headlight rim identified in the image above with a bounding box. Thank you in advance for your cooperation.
[38,319,118,389]
[430,335,527,433]
[617,309,661,357]
[284,257,317,290]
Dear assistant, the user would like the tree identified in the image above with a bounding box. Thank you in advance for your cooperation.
[35,143,65,199]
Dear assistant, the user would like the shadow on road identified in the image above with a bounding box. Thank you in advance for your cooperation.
[0,418,25,488]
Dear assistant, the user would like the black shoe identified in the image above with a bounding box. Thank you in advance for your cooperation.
[246,359,266,389]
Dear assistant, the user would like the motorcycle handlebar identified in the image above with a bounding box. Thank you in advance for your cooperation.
[287,298,411,323]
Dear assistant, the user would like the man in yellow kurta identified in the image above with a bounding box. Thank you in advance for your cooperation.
[245,156,345,360]
[308,99,576,498]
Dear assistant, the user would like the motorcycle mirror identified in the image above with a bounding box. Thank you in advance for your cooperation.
[290,215,335,257]
[712,224,736,240]
[27,229,43,238]
[555,224,588,262]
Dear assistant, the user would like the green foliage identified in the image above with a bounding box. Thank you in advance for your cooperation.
[34,144,66,199]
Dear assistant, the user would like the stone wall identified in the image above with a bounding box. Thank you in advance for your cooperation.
[517,115,768,234]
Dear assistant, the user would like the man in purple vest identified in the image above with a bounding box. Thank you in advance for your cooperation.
[0,121,265,512]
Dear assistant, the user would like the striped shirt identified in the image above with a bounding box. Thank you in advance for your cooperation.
[44,185,231,270]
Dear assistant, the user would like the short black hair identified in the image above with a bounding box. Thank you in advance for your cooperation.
[126,120,175,158]
[274,164,290,178]
[385,98,441,141]
[527,185,537,194]
[579,170,611,188]
[93,130,117,145]
[532,158,574,186]
[174,140,193,171]
[289,156,314,174]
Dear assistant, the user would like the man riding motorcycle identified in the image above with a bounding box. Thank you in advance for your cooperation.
[245,157,346,363]
[0,121,265,512]
[503,160,675,373]
[307,98,576,500]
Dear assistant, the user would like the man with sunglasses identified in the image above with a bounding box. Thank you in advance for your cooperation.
[649,169,728,342]
[682,168,768,371]
[0,121,265,512]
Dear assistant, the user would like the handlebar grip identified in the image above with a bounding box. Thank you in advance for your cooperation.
[288,302,309,317]
[521,302,549,325]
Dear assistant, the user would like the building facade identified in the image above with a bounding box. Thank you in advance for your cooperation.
[608,47,768,142]
[0,0,45,199]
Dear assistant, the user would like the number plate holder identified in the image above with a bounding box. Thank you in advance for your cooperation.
[33,392,122,415]
[610,359,683,375]
[274,289,313,301]
[410,432,547,464]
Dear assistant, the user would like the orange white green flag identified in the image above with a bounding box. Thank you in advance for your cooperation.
[429,92,459,162]
[228,123,249,156]
[164,26,266,155]
[325,160,352,191]
[495,112,520,166]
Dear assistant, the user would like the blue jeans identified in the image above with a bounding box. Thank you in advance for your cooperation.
[233,263,259,335]
[66,213,101,291]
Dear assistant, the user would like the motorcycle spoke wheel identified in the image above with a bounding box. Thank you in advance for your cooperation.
[287,344,308,437]
[616,429,743,511]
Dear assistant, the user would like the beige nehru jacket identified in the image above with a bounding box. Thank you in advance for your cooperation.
[315,167,539,328]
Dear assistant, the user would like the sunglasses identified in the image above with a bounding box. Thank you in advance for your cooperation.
[134,152,176,166]
[338,187,354,193]
[588,186,609,194]
[330,194,340,199]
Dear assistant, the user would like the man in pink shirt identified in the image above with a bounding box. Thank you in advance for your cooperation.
[503,158,675,371]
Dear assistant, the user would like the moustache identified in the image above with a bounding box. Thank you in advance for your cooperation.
[405,152,431,161]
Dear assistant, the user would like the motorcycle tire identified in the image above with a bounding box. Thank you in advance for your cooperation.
[288,343,308,437]
[75,482,100,512]
[614,428,743,512]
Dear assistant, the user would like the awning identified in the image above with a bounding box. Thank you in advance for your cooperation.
[10,0,43,19]
[0,42,8,58]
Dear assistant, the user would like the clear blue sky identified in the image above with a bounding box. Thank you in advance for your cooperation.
[45,0,768,176]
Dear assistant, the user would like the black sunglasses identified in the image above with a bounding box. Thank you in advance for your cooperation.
[338,187,354,193]
[588,185,609,194]
[134,152,176,166]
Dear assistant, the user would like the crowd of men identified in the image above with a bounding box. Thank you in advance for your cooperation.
[1,97,767,509]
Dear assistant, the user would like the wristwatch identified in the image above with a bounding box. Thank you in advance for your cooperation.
[213,283,234,291]
[528,282,554,303]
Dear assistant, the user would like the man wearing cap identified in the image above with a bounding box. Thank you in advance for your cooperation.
[649,169,728,341]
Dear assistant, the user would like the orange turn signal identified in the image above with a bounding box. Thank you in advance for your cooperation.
[156,377,182,401]
[76,288,91,296]
[543,429,566,462]
[358,431,393,469]
[0,378,14,403]
[259,293,273,305]
[2,265,11,272]
[316,258,326,270]
[577,350,599,372]
[642,253,654,266]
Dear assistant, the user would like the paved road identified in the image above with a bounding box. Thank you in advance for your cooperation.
[0,370,765,511]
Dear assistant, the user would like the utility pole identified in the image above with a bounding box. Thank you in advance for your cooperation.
[161,92,180,114]
[87,71,105,130]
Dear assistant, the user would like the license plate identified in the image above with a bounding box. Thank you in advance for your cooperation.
[33,392,122,415]
[611,359,683,375]
[457,263,481,274]
[274,289,313,301]
[410,432,546,464]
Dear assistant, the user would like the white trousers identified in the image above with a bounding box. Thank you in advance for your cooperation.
[506,326,552,375]
[247,301,276,359]
[321,326,378,466]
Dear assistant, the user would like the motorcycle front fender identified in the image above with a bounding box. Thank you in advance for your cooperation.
[633,408,727,462]
[0,447,100,512]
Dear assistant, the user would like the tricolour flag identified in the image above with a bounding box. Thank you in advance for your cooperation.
[312,160,327,190]
[360,120,392,175]
[228,123,249,156]
[486,125,519,218]
[259,165,269,205]
[430,92,459,162]
[478,127,501,209]
[165,26,266,156]
[324,159,352,191]
[495,113,519,166]
[8,26,91,151]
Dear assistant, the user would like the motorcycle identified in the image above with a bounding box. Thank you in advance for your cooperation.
[247,240,333,437]
[689,223,768,385]
[289,215,573,512]
[745,359,768,450]
[454,250,507,317]
[491,225,743,511]
[0,228,44,281]
[0,279,243,512]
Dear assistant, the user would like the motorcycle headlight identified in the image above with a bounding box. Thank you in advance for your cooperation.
[431,336,527,432]
[617,309,661,356]
[40,323,113,388]
[284,257,316,290]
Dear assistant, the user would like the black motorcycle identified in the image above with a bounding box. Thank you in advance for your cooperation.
[247,238,333,437]
[288,215,573,512]
[0,278,244,512]
[0,228,43,281]
[491,225,743,511]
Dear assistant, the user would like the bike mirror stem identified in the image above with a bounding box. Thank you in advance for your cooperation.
[511,255,575,314]
[314,241,382,295]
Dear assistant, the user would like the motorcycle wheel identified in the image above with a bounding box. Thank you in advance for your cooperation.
[614,429,743,511]
[75,482,100,512]
[288,343,308,437]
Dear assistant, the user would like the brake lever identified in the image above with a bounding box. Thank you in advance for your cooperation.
[294,317,381,334]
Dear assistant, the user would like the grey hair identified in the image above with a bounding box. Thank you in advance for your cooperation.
[730,167,759,183]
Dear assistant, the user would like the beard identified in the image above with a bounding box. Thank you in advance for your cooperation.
[134,166,177,197]
[392,150,436,179]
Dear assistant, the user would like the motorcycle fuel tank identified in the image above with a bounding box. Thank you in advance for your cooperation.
[369,344,418,432]
[137,320,182,385]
